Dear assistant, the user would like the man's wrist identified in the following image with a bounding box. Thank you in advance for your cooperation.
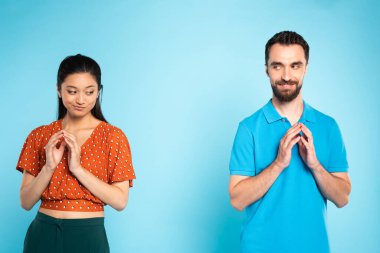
[309,161,323,173]
[272,160,285,174]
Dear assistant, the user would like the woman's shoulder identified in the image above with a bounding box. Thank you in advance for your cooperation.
[100,121,127,138]
[28,120,62,136]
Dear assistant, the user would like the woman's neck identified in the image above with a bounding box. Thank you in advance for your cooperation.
[62,114,100,131]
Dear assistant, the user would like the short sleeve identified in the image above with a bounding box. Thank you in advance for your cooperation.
[108,129,136,187]
[327,120,349,173]
[229,122,256,176]
[16,129,40,177]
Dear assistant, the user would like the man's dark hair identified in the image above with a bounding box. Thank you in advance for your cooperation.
[265,31,309,65]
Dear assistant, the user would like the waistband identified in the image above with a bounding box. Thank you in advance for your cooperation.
[41,199,104,212]
[36,212,104,227]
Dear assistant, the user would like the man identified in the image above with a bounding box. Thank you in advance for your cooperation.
[229,31,351,253]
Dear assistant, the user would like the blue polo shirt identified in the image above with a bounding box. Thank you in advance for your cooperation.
[229,99,348,253]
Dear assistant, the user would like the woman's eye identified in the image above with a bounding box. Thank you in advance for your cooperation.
[67,90,76,94]
[86,91,95,95]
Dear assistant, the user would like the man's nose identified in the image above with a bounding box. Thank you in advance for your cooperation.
[281,67,291,81]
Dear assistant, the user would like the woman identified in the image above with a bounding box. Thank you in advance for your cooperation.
[16,54,136,253]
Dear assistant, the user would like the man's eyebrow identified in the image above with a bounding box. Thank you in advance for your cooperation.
[270,61,284,66]
[291,61,304,65]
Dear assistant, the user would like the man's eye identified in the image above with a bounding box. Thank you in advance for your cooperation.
[292,65,300,69]
[273,65,280,70]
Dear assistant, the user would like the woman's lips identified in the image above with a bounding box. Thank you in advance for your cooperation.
[73,106,85,111]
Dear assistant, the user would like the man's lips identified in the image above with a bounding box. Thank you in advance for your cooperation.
[278,84,294,88]
[276,81,298,86]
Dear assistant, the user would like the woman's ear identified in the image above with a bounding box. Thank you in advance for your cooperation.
[57,85,62,98]
[98,84,103,97]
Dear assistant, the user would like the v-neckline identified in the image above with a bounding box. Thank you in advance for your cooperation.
[59,119,104,149]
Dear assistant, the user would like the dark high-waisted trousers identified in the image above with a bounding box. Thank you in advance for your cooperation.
[23,212,110,253]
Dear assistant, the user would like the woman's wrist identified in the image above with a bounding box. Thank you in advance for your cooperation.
[70,165,86,178]
[42,164,56,175]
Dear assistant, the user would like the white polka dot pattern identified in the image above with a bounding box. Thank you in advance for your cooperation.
[16,120,136,212]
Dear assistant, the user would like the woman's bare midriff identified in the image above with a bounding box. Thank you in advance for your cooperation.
[39,207,104,219]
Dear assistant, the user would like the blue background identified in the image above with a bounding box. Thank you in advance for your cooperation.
[1,1,379,252]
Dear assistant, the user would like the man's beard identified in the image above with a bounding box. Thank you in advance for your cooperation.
[271,79,302,102]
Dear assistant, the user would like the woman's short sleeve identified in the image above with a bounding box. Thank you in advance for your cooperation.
[107,129,136,187]
[16,129,40,177]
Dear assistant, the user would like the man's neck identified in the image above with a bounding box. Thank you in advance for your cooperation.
[272,95,304,125]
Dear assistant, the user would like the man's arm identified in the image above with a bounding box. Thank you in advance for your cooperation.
[229,123,302,211]
[311,168,351,208]
[299,123,351,208]
[229,162,283,211]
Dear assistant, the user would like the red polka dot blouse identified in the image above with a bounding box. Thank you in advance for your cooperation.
[16,120,136,212]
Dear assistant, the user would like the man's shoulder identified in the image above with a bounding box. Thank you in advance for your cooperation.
[306,103,340,130]
[239,104,268,129]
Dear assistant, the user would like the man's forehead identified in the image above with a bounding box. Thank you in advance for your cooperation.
[268,43,306,64]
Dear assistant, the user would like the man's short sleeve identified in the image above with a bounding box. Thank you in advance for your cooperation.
[229,122,255,176]
[327,120,349,172]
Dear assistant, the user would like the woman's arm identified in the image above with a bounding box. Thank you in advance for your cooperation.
[20,131,66,210]
[71,169,129,211]
[20,168,54,210]
[63,130,130,211]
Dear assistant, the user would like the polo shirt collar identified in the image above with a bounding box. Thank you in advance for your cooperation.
[300,101,317,123]
[263,99,282,123]
[263,99,317,124]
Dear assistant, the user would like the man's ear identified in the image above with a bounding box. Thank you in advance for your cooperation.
[265,65,269,77]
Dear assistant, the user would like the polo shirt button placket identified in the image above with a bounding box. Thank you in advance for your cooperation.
[281,118,292,130]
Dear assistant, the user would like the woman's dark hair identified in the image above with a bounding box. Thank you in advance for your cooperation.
[57,54,107,122]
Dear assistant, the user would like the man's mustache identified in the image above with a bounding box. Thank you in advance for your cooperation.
[275,80,298,86]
